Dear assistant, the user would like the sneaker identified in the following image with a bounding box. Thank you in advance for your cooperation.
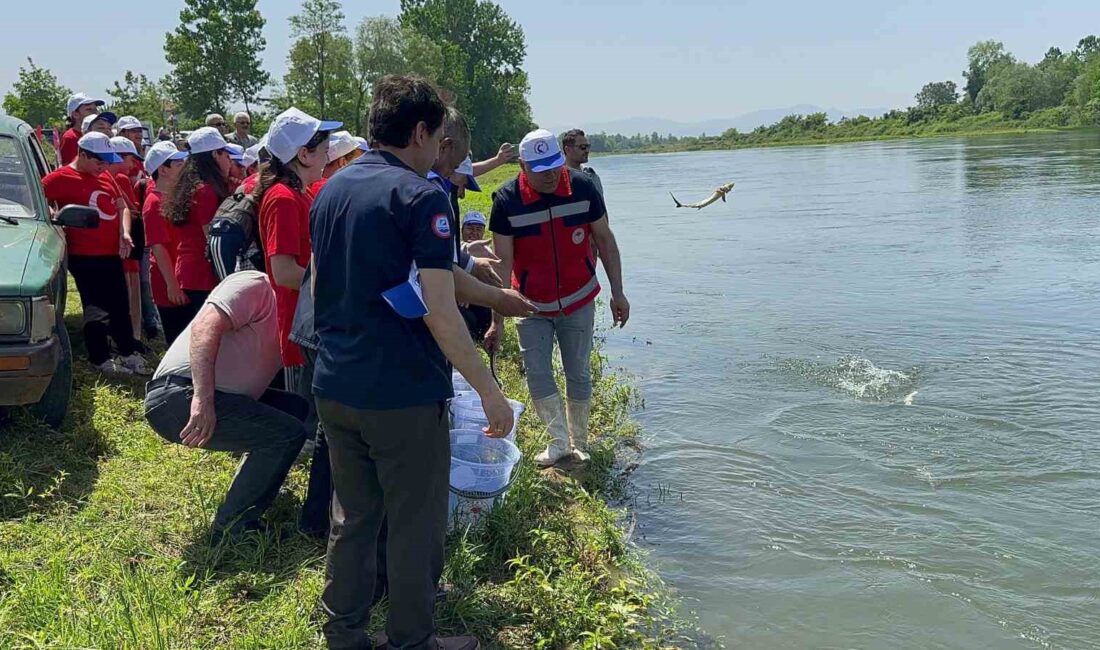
[94,359,133,375]
[118,353,151,376]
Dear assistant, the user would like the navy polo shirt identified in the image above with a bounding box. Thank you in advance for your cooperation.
[310,150,455,410]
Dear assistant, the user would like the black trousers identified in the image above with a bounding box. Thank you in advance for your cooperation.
[157,305,193,347]
[68,255,135,365]
[285,349,332,535]
[318,398,450,650]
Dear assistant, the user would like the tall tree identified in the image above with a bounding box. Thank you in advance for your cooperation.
[288,0,347,118]
[2,59,70,127]
[106,72,171,126]
[915,81,959,109]
[963,40,1014,105]
[284,32,356,125]
[399,0,534,156]
[164,0,270,118]
[1074,35,1100,63]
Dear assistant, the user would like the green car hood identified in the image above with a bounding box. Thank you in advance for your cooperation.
[0,220,63,297]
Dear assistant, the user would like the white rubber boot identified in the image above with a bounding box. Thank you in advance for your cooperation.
[566,398,592,462]
[533,394,572,467]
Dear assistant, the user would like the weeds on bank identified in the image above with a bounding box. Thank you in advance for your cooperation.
[0,166,712,648]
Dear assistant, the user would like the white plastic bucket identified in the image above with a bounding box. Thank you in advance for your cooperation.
[450,395,525,443]
[447,429,522,528]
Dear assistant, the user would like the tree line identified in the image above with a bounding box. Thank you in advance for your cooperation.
[586,36,1100,153]
[1,0,533,158]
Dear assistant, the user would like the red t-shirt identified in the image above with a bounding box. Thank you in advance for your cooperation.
[169,183,221,291]
[59,127,81,165]
[144,189,177,307]
[259,182,313,366]
[240,173,259,194]
[308,177,328,198]
[104,172,141,272]
[42,166,121,257]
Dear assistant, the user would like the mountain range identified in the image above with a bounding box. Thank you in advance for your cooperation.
[549,104,893,138]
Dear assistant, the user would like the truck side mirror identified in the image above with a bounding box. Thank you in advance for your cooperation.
[52,205,100,229]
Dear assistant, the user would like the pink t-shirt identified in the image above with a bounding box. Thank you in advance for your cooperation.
[152,271,282,398]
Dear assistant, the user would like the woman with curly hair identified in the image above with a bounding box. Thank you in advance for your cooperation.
[162,127,234,321]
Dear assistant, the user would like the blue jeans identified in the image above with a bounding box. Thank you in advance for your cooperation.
[139,256,160,335]
[515,300,595,401]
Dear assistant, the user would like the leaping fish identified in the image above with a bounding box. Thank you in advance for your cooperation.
[670,182,735,209]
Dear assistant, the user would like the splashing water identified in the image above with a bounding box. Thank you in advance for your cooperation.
[777,355,920,401]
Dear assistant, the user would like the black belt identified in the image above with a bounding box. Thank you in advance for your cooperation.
[146,374,193,393]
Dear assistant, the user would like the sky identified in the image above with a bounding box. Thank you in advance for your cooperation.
[3,0,1100,127]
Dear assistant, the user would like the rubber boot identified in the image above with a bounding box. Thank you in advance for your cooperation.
[533,394,571,467]
[566,398,592,462]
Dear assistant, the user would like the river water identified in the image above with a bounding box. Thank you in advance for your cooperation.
[593,131,1100,649]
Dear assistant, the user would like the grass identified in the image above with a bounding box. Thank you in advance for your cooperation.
[0,167,713,649]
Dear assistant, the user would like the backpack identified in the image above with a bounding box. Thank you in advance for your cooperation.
[206,189,265,280]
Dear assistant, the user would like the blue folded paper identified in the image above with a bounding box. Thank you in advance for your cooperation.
[382,263,429,318]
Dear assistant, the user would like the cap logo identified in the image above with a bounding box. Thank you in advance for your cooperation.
[534,140,549,155]
[432,214,451,239]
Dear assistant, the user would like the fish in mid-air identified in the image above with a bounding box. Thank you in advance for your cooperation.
[670,182,735,209]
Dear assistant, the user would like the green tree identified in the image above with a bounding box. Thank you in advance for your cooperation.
[1074,35,1100,63]
[164,0,270,118]
[2,59,70,127]
[288,0,348,119]
[106,72,170,126]
[976,62,1060,118]
[1071,54,1100,124]
[963,40,1014,105]
[915,80,959,109]
[399,0,534,156]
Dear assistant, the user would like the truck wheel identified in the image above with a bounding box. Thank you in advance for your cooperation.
[28,320,72,429]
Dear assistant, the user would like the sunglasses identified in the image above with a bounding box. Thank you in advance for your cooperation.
[212,122,227,128]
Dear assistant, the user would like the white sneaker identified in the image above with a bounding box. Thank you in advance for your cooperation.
[117,353,151,376]
[94,359,133,375]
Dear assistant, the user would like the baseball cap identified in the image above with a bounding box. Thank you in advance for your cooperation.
[81,111,119,133]
[144,141,189,176]
[519,128,565,172]
[264,107,342,164]
[354,136,371,151]
[66,93,105,117]
[326,130,368,162]
[455,155,481,192]
[109,136,143,160]
[462,211,486,227]
[187,126,232,155]
[242,143,264,169]
[77,132,122,164]
[226,143,245,162]
[115,116,142,132]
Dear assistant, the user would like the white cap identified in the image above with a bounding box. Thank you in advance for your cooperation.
[264,107,343,164]
[109,136,142,160]
[187,126,232,155]
[226,143,245,162]
[326,130,368,162]
[66,92,105,117]
[144,141,189,176]
[354,136,371,151]
[519,128,564,172]
[242,143,264,169]
[76,132,122,163]
[462,211,486,226]
[115,115,142,132]
[455,155,481,192]
[82,111,118,133]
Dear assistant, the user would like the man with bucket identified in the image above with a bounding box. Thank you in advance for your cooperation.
[489,128,630,467]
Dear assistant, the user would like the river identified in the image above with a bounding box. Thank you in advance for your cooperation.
[592,131,1100,649]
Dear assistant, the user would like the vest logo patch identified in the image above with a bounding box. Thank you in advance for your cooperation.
[571,227,585,245]
[432,214,451,239]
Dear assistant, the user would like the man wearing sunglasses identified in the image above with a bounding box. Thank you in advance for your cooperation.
[561,129,603,196]
[226,112,258,149]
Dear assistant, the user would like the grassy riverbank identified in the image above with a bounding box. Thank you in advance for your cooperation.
[0,166,706,649]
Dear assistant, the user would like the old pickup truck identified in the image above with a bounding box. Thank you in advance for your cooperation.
[0,115,98,428]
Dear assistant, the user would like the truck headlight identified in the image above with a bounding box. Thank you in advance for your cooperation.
[0,301,27,336]
[28,297,56,343]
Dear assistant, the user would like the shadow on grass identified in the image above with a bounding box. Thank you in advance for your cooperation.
[0,373,106,520]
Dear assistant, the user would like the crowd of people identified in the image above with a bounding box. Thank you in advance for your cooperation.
[42,75,628,650]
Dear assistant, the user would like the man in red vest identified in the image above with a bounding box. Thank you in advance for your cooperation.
[490,128,630,466]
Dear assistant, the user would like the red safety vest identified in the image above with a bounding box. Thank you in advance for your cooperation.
[503,169,600,316]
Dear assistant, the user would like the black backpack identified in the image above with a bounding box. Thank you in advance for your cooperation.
[207,189,265,279]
